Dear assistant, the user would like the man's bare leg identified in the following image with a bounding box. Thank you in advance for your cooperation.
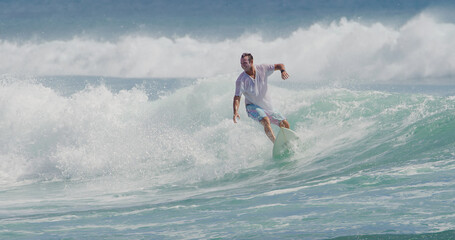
[261,117,275,143]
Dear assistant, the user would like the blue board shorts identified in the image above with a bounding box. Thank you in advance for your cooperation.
[246,104,286,126]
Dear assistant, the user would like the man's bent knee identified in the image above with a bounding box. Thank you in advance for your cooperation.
[260,117,271,127]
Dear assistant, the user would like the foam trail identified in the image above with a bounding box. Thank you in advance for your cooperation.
[1,13,455,84]
[0,75,269,187]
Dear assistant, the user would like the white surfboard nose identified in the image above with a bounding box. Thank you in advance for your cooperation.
[273,127,301,159]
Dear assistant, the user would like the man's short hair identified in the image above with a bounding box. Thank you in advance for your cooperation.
[241,53,253,62]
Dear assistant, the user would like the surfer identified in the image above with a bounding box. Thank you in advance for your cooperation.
[233,53,290,143]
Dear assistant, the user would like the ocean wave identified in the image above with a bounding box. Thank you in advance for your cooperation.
[1,74,454,188]
[1,13,455,85]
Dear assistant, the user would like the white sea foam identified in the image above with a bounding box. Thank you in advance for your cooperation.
[1,13,455,84]
[0,75,268,186]
[1,69,453,187]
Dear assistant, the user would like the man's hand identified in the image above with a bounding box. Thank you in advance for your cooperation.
[233,112,240,123]
[275,64,289,80]
[281,70,289,80]
[233,96,241,123]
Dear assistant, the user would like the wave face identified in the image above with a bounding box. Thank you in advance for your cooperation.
[1,13,455,85]
[1,75,454,239]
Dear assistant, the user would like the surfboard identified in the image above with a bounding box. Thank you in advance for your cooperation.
[273,127,300,159]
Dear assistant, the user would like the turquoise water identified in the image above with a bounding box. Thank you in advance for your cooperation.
[1,0,455,239]
[1,76,454,239]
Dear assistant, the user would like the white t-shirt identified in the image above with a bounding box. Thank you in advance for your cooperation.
[235,64,275,111]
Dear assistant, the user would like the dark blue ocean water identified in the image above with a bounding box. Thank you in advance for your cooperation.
[1,1,455,239]
[2,0,452,41]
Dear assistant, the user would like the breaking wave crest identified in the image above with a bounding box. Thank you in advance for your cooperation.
[1,13,455,85]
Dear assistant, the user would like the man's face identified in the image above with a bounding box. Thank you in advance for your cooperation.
[240,56,252,71]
